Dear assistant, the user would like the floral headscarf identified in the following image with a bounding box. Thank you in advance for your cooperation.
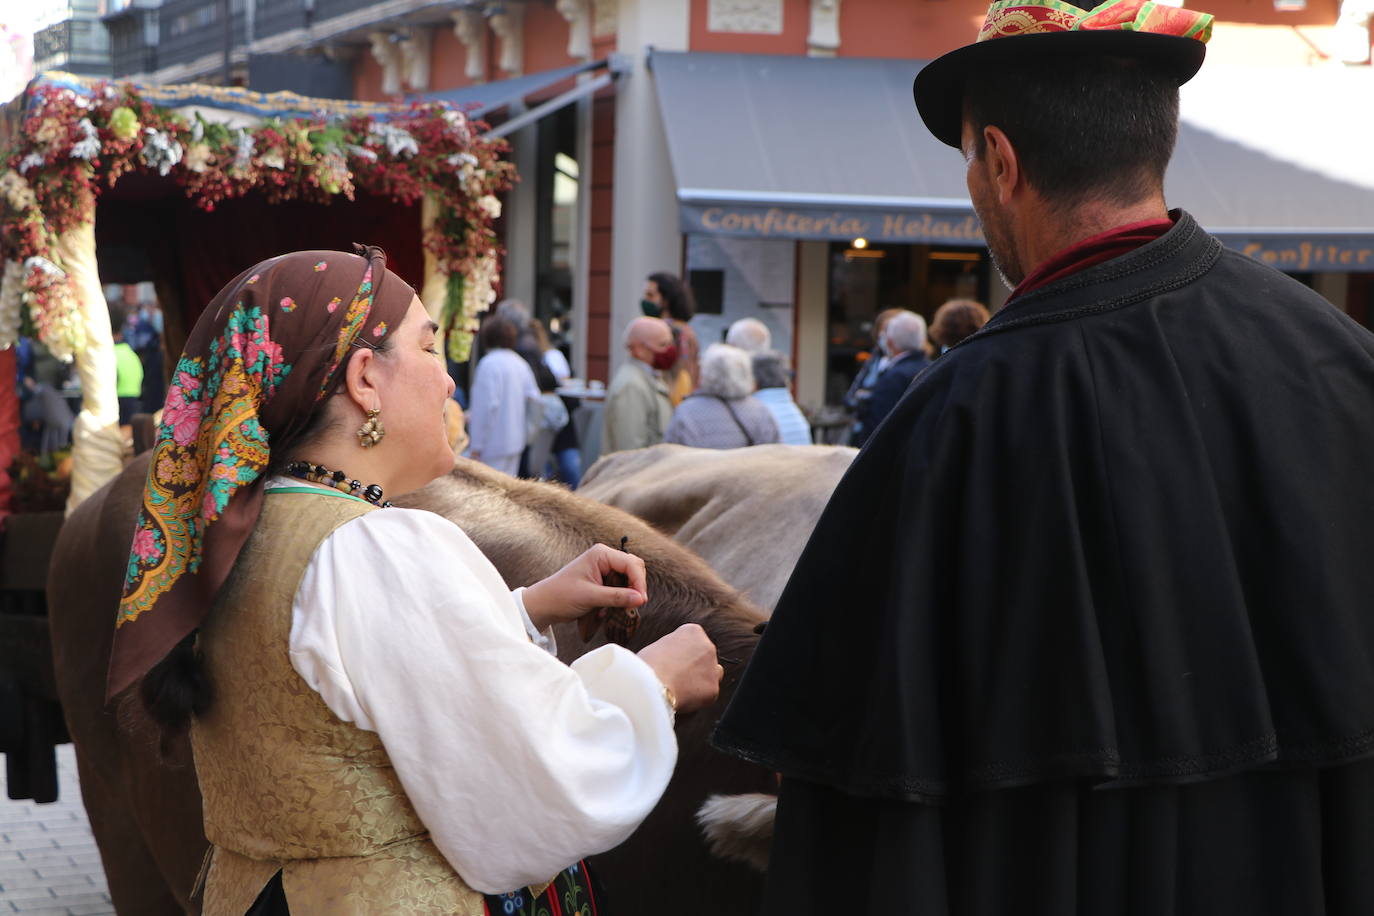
[108,245,414,699]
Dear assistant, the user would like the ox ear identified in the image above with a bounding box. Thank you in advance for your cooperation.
[753,621,768,635]
[695,793,776,872]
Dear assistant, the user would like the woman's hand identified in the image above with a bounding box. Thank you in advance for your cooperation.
[637,624,722,714]
[522,544,648,632]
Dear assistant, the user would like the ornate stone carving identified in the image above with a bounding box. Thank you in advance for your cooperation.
[451,9,486,82]
[708,0,783,34]
[488,3,526,76]
[808,0,841,56]
[593,0,618,39]
[396,27,434,92]
[368,31,403,95]
[557,0,593,59]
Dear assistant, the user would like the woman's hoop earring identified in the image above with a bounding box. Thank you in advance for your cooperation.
[357,408,385,448]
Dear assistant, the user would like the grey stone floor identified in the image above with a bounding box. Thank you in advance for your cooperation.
[0,744,114,914]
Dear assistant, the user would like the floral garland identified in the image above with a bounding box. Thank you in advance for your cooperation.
[0,78,514,361]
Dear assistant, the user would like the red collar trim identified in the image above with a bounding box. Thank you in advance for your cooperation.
[1010,217,1175,301]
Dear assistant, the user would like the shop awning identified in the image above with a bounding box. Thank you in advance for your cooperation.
[422,59,607,117]
[651,51,1374,270]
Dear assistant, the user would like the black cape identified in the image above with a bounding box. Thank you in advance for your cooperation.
[714,212,1374,913]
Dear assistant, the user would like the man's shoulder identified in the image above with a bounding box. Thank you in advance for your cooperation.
[607,362,651,397]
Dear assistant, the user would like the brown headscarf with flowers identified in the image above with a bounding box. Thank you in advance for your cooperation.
[108,245,414,699]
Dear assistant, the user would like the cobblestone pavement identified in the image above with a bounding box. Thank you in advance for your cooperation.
[0,744,114,914]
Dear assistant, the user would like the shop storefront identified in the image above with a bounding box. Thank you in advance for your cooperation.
[652,51,1374,415]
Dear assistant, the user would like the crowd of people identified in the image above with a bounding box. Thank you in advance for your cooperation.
[464,271,991,480]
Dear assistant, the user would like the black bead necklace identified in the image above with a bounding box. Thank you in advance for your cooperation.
[284,461,392,508]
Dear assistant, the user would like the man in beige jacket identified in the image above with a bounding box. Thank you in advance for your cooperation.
[602,317,675,454]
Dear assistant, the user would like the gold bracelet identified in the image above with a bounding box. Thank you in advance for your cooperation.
[661,682,678,717]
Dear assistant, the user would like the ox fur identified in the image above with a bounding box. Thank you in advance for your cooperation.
[49,454,779,916]
[696,792,777,872]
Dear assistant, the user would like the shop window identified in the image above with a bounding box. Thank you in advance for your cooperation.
[823,241,989,406]
[533,105,579,353]
[688,269,725,315]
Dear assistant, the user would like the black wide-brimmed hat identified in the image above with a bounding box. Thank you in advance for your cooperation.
[914,0,1214,149]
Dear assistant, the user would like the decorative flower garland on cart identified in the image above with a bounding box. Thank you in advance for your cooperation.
[0,75,515,363]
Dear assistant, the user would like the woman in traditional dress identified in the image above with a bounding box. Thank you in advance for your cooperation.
[111,246,722,916]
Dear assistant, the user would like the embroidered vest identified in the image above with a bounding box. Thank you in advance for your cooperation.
[191,491,486,916]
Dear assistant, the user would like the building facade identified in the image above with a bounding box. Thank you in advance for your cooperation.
[34,0,1374,414]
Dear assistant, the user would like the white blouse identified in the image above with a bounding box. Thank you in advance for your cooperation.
[275,486,677,894]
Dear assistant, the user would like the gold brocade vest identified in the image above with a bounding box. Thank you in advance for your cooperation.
[191,490,487,916]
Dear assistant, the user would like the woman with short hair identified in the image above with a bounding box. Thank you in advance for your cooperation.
[665,343,779,449]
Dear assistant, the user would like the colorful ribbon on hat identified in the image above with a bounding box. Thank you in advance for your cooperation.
[978,0,1214,43]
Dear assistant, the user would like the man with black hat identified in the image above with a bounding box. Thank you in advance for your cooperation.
[714,0,1374,912]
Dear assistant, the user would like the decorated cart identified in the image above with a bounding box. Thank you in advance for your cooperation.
[0,72,513,799]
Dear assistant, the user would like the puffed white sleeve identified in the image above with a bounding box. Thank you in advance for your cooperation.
[288,507,677,893]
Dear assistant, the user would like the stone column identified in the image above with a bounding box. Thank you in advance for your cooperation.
[610,0,689,378]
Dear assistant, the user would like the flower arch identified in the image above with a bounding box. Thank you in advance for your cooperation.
[0,72,514,509]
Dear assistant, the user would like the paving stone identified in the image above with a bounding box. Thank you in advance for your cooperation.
[65,903,116,916]
[0,748,111,912]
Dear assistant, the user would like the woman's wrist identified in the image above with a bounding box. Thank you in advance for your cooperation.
[521,580,555,632]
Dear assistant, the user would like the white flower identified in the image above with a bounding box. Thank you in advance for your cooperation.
[366,123,419,159]
[140,127,184,176]
[447,152,478,168]
[477,194,502,219]
[260,150,285,170]
[0,172,37,210]
[191,118,204,144]
[346,144,378,162]
[70,118,101,159]
[18,152,44,173]
[23,256,63,278]
[0,261,24,351]
[184,143,212,173]
[233,129,255,171]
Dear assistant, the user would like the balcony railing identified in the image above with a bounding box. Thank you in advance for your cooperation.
[253,0,311,41]
[34,18,113,77]
[314,0,390,22]
[105,7,159,78]
[158,0,248,71]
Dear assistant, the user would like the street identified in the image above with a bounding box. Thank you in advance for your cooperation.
[0,745,112,915]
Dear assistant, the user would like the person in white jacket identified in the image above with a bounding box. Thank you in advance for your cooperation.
[467,315,542,475]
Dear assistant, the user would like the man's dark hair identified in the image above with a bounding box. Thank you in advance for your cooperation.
[649,272,695,322]
[480,315,519,351]
[964,56,1180,208]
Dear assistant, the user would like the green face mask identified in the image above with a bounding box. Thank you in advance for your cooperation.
[640,299,662,318]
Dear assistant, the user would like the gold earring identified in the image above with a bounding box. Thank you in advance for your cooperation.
[357,407,384,448]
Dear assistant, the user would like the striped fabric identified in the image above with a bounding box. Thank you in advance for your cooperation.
[754,388,813,446]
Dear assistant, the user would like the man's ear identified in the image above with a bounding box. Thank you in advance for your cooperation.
[982,125,1021,206]
[343,347,381,415]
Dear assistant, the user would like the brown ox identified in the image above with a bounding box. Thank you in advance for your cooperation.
[47,455,772,915]
[579,444,856,612]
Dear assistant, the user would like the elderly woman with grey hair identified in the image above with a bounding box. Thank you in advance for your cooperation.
[852,310,930,448]
[751,350,813,446]
[665,343,780,448]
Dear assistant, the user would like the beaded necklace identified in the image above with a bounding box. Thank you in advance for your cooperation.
[284,461,393,508]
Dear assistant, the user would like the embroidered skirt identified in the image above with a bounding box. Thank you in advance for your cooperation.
[483,860,603,916]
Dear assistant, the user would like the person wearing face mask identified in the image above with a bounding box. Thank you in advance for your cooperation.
[640,272,700,406]
[602,317,676,454]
